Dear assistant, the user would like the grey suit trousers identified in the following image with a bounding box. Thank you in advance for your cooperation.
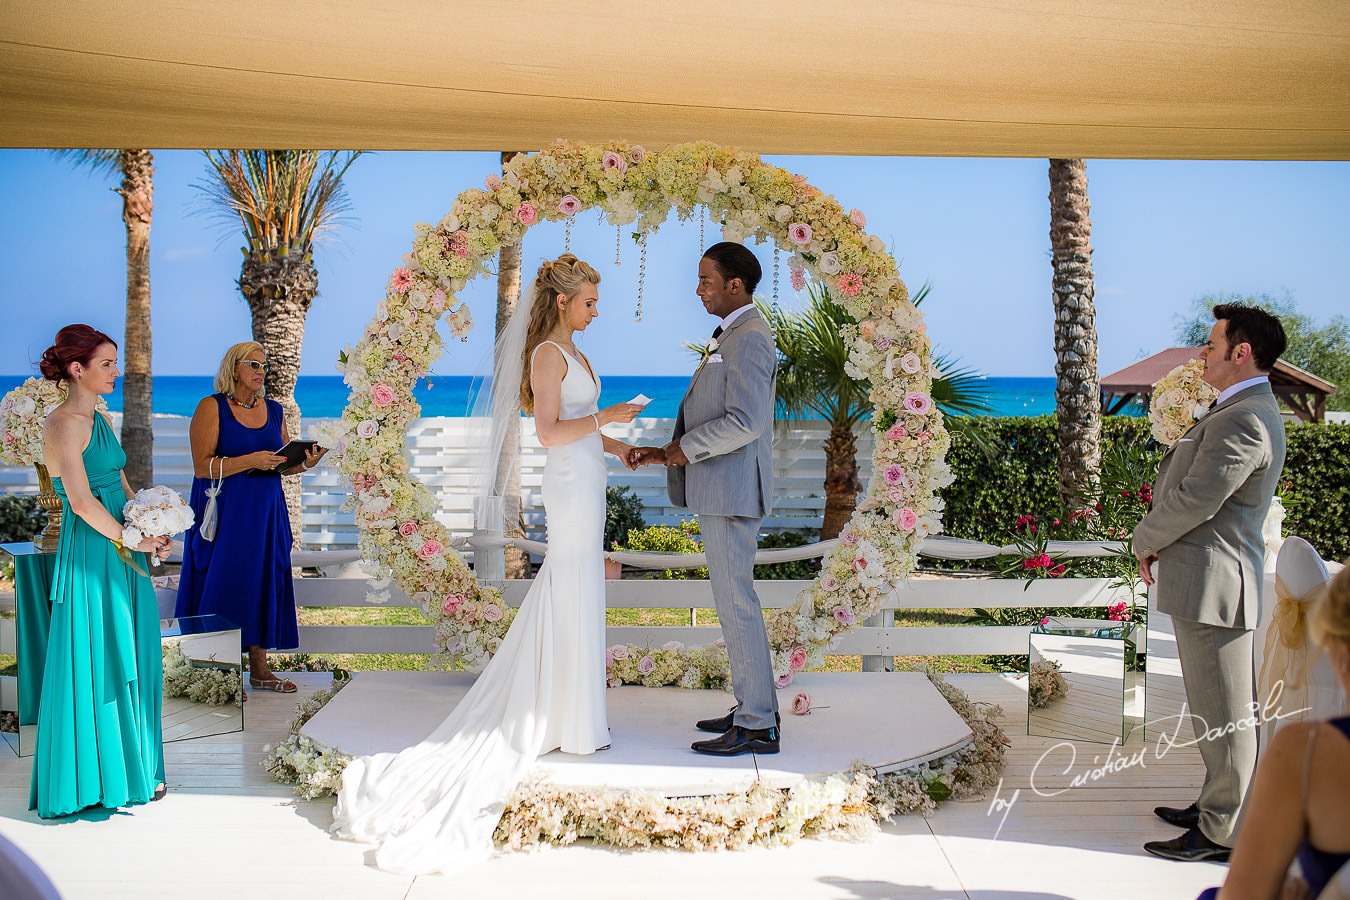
[1171,615,1258,847]
[700,514,778,730]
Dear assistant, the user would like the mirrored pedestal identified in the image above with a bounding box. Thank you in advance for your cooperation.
[159,615,244,743]
[1029,616,1144,744]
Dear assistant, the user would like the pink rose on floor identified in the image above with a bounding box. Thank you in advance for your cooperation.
[609,644,629,661]
[356,420,378,439]
[790,268,806,291]
[558,194,581,216]
[417,539,444,559]
[903,392,932,414]
[485,174,502,190]
[371,383,394,407]
[833,606,856,625]
[849,209,867,228]
[516,202,537,225]
[885,424,908,441]
[840,529,860,546]
[883,464,904,484]
[442,594,464,615]
[775,673,793,689]
[637,655,656,675]
[788,222,812,246]
[789,645,808,671]
[820,572,840,592]
[388,267,412,292]
[398,520,418,537]
[482,603,503,622]
[894,507,919,532]
[837,272,863,296]
[602,150,627,173]
[900,352,922,374]
[792,691,814,715]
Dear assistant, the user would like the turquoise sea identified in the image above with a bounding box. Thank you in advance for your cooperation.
[0,374,1065,419]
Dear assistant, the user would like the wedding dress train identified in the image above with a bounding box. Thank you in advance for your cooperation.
[331,341,609,874]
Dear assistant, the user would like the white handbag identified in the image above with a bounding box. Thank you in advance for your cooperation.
[199,456,224,541]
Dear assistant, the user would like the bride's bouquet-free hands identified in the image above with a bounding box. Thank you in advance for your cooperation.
[119,485,195,575]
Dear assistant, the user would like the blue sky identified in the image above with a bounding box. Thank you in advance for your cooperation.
[1,150,1346,378]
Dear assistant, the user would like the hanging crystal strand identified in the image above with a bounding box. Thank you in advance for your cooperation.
[564,216,572,252]
[772,248,781,323]
[635,233,648,322]
[699,206,705,253]
[615,225,622,267]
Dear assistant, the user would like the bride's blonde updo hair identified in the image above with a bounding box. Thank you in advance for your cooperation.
[520,254,600,413]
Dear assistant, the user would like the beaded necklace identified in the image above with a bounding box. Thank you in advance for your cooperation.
[227,392,260,410]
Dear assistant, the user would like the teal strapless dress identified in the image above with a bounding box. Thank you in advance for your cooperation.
[30,413,164,818]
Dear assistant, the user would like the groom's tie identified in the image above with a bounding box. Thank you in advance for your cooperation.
[712,325,723,340]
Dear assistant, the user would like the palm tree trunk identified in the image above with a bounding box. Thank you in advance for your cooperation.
[497,151,530,578]
[820,423,860,540]
[1048,159,1101,507]
[240,249,318,549]
[118,150,154,491]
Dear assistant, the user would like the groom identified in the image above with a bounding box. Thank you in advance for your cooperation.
[632,242,780,756]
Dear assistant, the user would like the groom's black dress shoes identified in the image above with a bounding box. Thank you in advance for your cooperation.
[1154,803,1200,829]
[1143,826,1231,863]
[695,708,781,734]
[691,725,780,756]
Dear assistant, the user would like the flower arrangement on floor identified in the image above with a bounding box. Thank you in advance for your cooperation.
[0,376,108,466]
[1027,658,1069,710]
[261,677,354,801]
[264,670,1009,852]
[1148,360,1217,446]
[161,640,244,707]
[322,140,949,685]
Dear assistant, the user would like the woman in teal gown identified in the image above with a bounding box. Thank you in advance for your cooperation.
[30,325,171,819]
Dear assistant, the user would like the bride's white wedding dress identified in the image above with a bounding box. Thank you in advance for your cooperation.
[331,340,609,874]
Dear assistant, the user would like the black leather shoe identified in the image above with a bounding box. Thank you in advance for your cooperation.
[1155,803,1200,829]
[691,725,780,756]
[1143,826,1231,862]
[695,708,781,733]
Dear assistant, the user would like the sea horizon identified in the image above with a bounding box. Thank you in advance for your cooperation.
[0,374,1094,419]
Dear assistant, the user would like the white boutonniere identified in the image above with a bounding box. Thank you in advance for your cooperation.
[695,337,721,372]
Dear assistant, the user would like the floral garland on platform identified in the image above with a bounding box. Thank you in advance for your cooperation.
[323,140,952,683]
[0,376,109,466]
[161,641,244,707]
[265,670,1008,851]
[1149,360,1217,446]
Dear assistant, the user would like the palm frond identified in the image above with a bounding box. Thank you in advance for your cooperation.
[52,149,121,178]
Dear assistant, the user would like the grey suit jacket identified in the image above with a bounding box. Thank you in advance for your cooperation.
[1133,381,1286,629]
[667,307,776,518]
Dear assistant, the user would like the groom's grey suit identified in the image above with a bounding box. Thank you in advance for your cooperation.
[1133,380,1286,847]
[669,306,778,730]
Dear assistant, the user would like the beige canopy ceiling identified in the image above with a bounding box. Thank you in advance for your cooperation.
[3,1,1348,158]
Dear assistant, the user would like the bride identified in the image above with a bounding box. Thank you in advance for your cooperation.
[331,254,643,873]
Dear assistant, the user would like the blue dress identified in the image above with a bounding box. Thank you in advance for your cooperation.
[30,413,164,818]
[174,394,298,651]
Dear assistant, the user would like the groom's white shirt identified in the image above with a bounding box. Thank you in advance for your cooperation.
[1215,374,1268,405]
[718,303,755,330]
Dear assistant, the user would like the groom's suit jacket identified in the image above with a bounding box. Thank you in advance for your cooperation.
[667,307,775,518]
[1133,381,1285,630]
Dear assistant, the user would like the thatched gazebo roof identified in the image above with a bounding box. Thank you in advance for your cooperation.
[1101,347,1338,422]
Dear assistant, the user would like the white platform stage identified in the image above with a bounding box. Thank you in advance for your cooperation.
[301,670,974,796]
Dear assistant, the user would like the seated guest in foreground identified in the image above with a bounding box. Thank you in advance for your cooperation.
[1197,562,1350,900]
[175,342,325,694]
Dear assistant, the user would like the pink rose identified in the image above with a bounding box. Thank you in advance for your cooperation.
[442,594,464,615]
[792,691,814,715]
[455,245,469,258]
[885,424,907,441]
[356,420,378,438]
[609,644,629,661]
[849,209,867,228]
[903,392,932,414]
[605,649,615,667]
[775,673,793,689]
[837,272,863,297]
[788,222,812,246]
[840,529,860,546]
[388,267,412,293]
[516,202,537,225]
[485,174,502,190]
[832,606,856,625]
[820,572,840,592]
[398,520,418,537]
[851,556,868,572]
[887,485,906,503]
[628,145,648,164]
[874,338,893,351]
[417,539,443,559]
[789,645,808,671]
[883,464,904,484]
[894,507,919,532]
[900,352,922,374]
[371,383,394,407]
[637,655,656,675]
[558,194,581,216]
[483,603,503,622]
[602,150,628,173]
[352,473,376,494]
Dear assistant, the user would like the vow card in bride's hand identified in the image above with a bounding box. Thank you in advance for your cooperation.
[628,394,652,407]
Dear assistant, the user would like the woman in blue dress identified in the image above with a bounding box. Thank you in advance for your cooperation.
[33,324,172,817]
[175,342,325,694]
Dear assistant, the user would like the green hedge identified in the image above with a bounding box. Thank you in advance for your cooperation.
[941,416,1349,561]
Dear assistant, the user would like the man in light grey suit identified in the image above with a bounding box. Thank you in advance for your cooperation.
[1136,303,1288,863]
[632,242,780,756]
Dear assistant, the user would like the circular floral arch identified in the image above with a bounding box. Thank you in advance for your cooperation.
[325,140,954,686]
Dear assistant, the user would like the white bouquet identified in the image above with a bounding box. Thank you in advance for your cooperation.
[0,377,108,467]
[1149,360,1218,446]
[120,485,195,571]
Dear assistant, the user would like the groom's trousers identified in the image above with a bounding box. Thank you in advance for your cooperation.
[700,514,778,730]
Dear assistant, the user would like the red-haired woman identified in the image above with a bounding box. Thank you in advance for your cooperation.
[31,324,170,818]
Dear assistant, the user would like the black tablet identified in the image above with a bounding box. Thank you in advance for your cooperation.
[273,440,318,469]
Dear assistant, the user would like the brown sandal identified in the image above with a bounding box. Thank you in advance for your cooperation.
[248,676,297,693]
